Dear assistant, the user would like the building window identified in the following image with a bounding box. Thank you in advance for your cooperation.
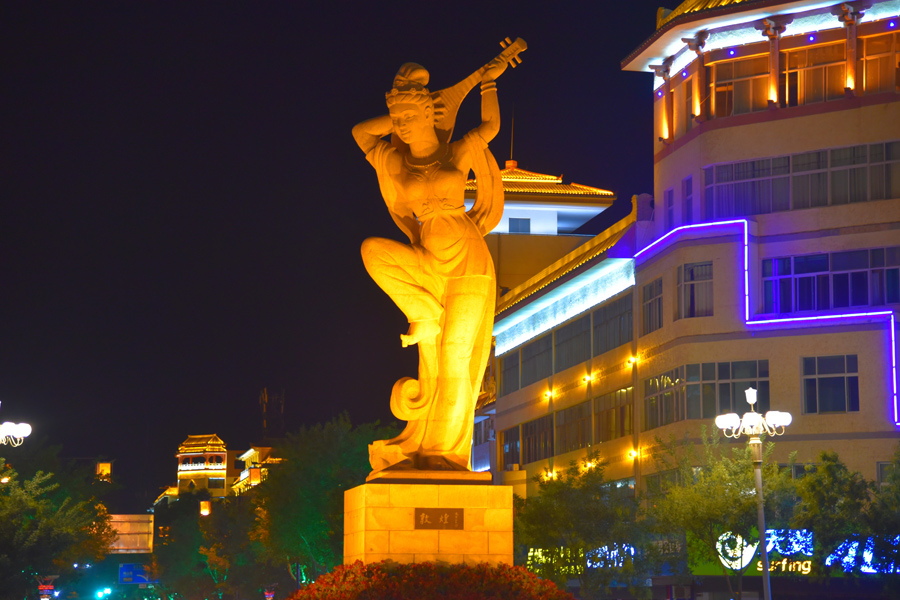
[684,77,694,133]
[642,278,663,335]
[644,366,685,431]
[522,415,554,464]
[869,141,900,201]
[714,56,769,117]
[861,34,896,95]
[556,401,592,454]
[500,350,519,396]
[645,360,770,430]
[803,354,859,413]
[520,335,552,388]
[208,478,225,489]
[682,176,693,224]
[781,42,845,106]
[473,418,494,446]
[646,469,680,497]
[501,426,520,470]
[704,141,900,216]
[677,262,713,318]
[509,217,531,233]
[593,293,633,357]
[594,387,633,443]
[554,315,591,373]
[665,188,674,230]
[877,461,894,489]
[780,463,817,479]
[762,246,900,314]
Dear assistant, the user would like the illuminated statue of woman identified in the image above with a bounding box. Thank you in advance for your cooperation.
[353,41,525,473]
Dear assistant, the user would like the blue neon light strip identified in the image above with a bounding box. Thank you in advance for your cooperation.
[635,219,899,426]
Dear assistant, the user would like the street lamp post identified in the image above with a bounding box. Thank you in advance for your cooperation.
[715,387,792,600]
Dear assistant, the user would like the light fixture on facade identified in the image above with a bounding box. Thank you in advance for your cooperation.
[628,356,637,366]
[0,422,31,447]
[582,374,591,383]
[628,449,639,460]
[199,500,211,516]
[544,390,552,399]
[715,387,791,600]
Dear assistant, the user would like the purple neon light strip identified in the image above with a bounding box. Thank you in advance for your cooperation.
[635,219,899,426]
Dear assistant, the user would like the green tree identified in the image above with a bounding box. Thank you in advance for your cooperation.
[514,452,657,599]
[791,450,871,577]
[252,414,398,581]
[649,429,792,600]
[867,442,900,595]
[0,459,116,599]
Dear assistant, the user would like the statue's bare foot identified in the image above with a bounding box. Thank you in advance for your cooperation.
[401,319,440,347]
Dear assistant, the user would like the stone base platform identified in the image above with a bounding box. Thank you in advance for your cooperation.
[343,479,513,566]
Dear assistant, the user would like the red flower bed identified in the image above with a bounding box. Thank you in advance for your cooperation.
[285,560,574,600]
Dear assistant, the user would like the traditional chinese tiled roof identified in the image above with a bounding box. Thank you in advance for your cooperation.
[466,160,614,199]
[656,0,762,29]
[178,434,226,454]
[496,197,636,315]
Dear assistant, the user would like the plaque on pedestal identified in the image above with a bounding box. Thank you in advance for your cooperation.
[343,481,513,566]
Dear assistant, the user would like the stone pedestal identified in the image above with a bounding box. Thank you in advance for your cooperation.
[343,478,513,566]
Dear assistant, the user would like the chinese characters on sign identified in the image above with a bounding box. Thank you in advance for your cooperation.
[414,508,464,530]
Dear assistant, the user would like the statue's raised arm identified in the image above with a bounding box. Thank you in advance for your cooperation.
[354,39,526,476]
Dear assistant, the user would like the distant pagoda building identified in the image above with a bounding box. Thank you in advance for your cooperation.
[174,434,239,499]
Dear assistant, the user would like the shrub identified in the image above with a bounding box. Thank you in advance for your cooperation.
[285,560,575,600]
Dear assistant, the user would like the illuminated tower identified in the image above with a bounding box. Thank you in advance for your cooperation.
[175,434,238,498]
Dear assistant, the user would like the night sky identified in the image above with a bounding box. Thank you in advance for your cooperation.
[1,1,658,509]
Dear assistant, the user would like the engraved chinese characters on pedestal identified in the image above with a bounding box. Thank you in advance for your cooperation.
[352,39,526,475]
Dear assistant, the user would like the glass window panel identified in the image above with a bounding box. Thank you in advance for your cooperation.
[809,43,844,65]
[789,49,807,69]
[816,274,830,310]
[886,268,900,303]
[887,162,900,199]
[803,357,817,376]
[886,141,900,161]
[759,360,769,377]
[793,150,828,172]
[772,156,790,175]
[871,164,886,201]
[732,360,757,380]
[833,273,850,308]
[717,62,734,81]
[764,280,775,312]
[848,377,859,412]
[870,143,885,163]
[846,354,858,373]
[778,278,791,312]
[818,377,847,412]
[850,271,869,305]
[795,254,829,274]
[687,364,700,382]
[718,362,730,379]
[832,250,869,271]
[832,169,849,204]
[702,363,716,381]
[702,383,717,418]
[501,351,520,396]
[804,378,818,413]
[866,34,892,55]
[687,385,701,419]
[797,276,815,311]
[757,380,770,414]
[734,79,751,114]
[555,315,591,373]
[825,64,845,101]
[735,56,768,77]
[762,259,773,277]
[805,67,825,103]
[718,383,732,414]
[872,269,886,305]
[772,176,790,212]
[871,248,885,268]
[817,355,845,375]
[752,76,769,111]
[888,247,900,267]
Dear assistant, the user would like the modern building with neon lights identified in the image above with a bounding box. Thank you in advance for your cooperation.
[475,0,900,514]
